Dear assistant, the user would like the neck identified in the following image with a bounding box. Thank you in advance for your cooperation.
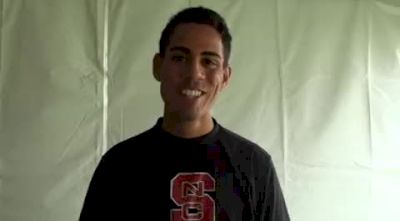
[161,113,214,139]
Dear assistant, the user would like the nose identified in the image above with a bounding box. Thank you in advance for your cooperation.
[186,59,205,80]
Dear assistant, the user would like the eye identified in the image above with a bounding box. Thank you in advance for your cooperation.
[203,58,218,69]
[171,55,185,62]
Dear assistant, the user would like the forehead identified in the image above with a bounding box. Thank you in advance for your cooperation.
[167,23,224,56]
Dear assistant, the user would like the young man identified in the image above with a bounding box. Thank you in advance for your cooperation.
[79,6,290,221]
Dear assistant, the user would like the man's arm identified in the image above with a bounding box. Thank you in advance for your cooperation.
[255,155,291,221]
[79,156,114,220]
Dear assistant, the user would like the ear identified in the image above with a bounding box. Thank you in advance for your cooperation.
[152,53,162,81]
[221,65,232,90]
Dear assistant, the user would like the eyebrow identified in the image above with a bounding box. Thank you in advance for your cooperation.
[169,46,222,59]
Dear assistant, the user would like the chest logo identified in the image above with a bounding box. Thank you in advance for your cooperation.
[170,172,216,221]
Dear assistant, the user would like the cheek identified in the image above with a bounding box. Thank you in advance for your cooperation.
[160,76,179,99]
[161,62,182,76]
[161,80,174,97]
[209,73,224,90]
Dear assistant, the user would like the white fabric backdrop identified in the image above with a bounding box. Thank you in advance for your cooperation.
[0,0,399,220]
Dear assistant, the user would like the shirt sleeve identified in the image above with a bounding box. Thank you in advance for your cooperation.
[255,155,291,221]
[79,155,116,220]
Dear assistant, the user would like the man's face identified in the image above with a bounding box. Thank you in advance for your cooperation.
[153,23,231,122]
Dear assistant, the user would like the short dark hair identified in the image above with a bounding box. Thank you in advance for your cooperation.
[159,6,232,66]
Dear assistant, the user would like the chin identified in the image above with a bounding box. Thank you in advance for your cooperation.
[177,112,201,122]
[165,104,209,122]
[167,109,203,122]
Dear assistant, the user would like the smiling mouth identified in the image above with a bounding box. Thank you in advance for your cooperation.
[181,89,205,98]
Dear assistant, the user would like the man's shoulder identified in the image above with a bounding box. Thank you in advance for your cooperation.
[103,126,156,158]
[217,124,272,161]
[216,123,275,180]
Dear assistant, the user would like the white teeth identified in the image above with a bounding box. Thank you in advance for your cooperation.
[182,89,202,97]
